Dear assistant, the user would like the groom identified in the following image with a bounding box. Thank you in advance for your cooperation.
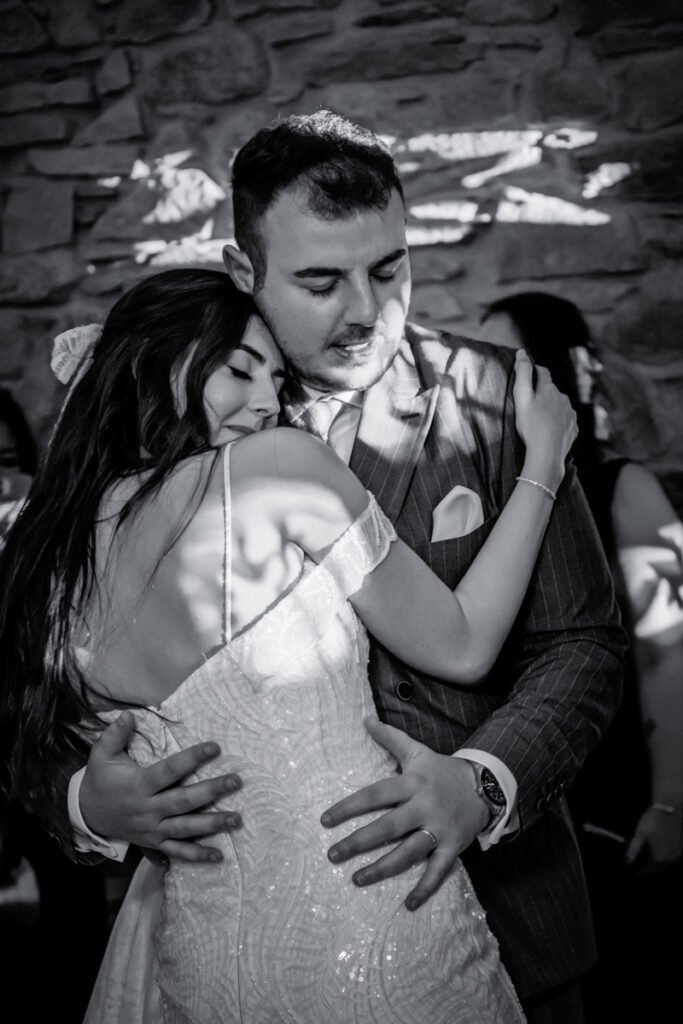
[62,112,624,1022]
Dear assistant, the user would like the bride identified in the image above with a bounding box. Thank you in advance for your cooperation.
[0,268,576,1023]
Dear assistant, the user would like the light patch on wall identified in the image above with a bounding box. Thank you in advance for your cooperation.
[134,219,226,266]
[495,186,610,225]
[155,150,194,170]
[542,128,598,150]
[130,159,150,180]
[142,168,225,226]
[406,224,473,246]
[402,130,543,161]
[409,200,481,223]
[461,146,543,188]
[96,176,121,188]
[582,162,632,199]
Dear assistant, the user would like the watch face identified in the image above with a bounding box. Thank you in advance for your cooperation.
[481,767,506,806]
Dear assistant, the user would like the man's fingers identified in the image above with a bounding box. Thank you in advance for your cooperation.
[363,716,421,766]
[146,742,223,793]
[328,805,415,864]
[156,774,242,818]
[92,710,137,758]
[158,838,224,864]
[158,811,242,840]
[404,848,458,911]
[350,829,439,888]
[321,775,409,829]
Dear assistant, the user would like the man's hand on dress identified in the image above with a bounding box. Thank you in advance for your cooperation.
[80,710,243,863]
[321,718,488,911]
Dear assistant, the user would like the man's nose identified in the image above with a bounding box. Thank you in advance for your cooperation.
[345,278,380,327]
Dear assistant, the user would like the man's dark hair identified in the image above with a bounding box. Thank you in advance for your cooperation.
[231,110,404,289]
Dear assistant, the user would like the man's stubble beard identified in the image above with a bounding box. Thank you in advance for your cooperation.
[253,296,404,395]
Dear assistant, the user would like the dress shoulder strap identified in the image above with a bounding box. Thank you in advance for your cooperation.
[221,442,232,645]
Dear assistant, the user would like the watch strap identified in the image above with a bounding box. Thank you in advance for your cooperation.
[466,760,507,829]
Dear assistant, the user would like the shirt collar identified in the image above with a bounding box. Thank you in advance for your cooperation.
[300,384,364,410]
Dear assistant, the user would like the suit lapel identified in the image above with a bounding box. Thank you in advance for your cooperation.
[350,342,440,524]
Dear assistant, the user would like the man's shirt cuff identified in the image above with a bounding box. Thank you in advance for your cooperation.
[452,749,519,850]
[68,766,129,863]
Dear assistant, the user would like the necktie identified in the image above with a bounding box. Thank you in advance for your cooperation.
[305,396,343,444]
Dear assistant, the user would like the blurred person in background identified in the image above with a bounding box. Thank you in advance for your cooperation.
[0,388,36,542]
[0,387,110,1023]
[480,292,683,1022]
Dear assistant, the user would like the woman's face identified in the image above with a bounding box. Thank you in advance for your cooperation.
[201,316,286,446]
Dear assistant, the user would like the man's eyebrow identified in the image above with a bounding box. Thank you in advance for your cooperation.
[293,264,343,279]
[372,248,407,271]
[292,248,407,279]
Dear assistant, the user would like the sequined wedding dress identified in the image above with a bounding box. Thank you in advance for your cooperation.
[84,444,525,1024]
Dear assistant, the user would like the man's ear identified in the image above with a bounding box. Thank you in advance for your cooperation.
[223,244,255,295]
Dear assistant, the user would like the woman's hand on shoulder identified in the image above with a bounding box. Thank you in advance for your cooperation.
[512,349,577,489]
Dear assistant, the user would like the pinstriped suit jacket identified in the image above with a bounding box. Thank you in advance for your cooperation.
[346,324,627,999]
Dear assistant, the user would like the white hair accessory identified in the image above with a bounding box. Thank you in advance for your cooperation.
[50,323,102,387]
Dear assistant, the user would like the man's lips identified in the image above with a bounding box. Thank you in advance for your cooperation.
[330,333,383,353]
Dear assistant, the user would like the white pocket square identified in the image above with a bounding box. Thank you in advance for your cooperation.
[431,485,484,541]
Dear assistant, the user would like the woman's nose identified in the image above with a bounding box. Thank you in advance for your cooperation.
[250,374,281,418]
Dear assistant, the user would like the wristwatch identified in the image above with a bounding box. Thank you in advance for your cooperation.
[467,761,507,829]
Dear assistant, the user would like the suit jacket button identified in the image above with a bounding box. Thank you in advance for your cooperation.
[396,680,414,701]
[536,795,548,813]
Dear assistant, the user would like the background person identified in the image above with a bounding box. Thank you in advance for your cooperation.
[481,290,683,1021]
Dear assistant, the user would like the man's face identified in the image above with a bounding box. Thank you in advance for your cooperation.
[250,187,411,392]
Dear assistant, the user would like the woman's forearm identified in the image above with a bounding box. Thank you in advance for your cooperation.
[451,450,565,680]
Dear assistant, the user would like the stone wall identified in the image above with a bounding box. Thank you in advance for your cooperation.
[1,0,682,510]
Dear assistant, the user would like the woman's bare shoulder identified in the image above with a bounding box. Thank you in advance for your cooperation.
[229,427,336,484]
[229,427,367,545]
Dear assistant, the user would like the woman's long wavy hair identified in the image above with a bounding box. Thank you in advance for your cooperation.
[0,268,256,810]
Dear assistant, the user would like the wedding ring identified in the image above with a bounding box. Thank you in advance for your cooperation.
[417,827,438,851]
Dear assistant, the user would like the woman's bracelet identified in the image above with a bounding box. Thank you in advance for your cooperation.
[515,476,557,502]
[651,802,679,815]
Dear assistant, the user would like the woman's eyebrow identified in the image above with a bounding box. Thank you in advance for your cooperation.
[236,344,286,378]
[237,343,265,363]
